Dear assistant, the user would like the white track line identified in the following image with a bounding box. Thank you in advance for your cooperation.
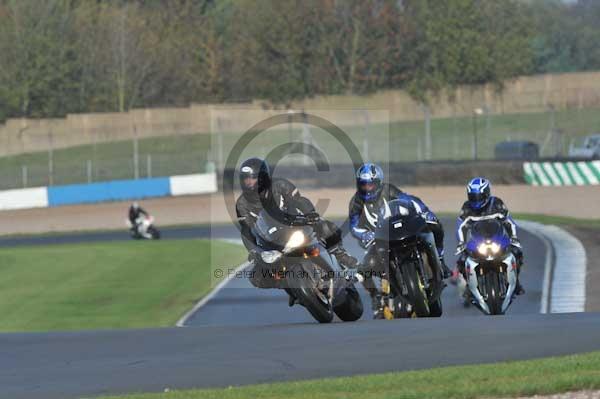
[518,221,554,314]
[176,239,247,327]
[518,220,587,313]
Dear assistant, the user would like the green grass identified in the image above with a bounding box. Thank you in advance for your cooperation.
[0,239,246,332]
[2,106,599,190]
[98,351,600,399]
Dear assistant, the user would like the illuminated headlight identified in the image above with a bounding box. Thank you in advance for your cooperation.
[477,242,501,255]
[261,250,282,264]
[285,231,306,251]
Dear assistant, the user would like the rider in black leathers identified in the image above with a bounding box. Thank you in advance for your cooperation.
[235,158,358,294]
[349,163,450,319]
[128,202,149,234]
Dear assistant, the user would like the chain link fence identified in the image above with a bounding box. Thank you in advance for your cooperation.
[1,88,599,191]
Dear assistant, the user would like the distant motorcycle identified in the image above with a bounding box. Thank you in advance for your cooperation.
[251,209,364,323]
[127,215,161,240]
[370,198,445,319]
[460,215,518,315]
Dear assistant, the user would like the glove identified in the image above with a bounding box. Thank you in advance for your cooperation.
[510,237,522,248]
[422,211,437,223]
[360,231,375,248]
[247,250,260,263]
[306,212,321,225]
[455,242,466,255]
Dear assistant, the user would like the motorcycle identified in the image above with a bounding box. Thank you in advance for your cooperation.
[459,215,518,315]
[369,198,445,319]
[251,209,364,323]
[127,215,161,240]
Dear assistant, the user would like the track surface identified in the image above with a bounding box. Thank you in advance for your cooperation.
[184,218,545,325]
[2,219,600,399]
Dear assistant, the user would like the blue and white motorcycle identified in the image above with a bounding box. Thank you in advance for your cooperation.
[460,215,519,315]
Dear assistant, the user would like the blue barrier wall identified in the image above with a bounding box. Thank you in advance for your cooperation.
[47,177,171,207]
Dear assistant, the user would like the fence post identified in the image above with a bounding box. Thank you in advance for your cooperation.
[87,160,93,184]
[48,130,54,186]
[22,165,28,188]
[472,108,483,160]
[422,104,432,161]
[147,154,152,178]
[133,124,139,180]
[362,109,370,161]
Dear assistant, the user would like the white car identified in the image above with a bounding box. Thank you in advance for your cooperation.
[569,134,600,159]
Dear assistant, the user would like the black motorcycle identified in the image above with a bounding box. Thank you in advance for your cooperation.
[371,198,445,318]
[251,209,364,323]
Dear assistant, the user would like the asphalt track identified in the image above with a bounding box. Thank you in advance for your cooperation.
[2,219,600,399]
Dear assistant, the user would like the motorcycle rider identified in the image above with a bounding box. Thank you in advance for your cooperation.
[455,177,525,295]
[349,163,450,319]
[236,157,358,296]
[128,202,149,235]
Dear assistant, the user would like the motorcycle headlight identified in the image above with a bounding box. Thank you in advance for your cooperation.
[285,231,306,252]
[477,242,501,255]
[261,250,282,264]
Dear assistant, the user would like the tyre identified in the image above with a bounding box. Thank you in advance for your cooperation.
[334,286,364,322]
[402,261,430,317]
[288,264,334,323]
[149,227,161,240]
[428,298,443,317]
[485,272,503,315]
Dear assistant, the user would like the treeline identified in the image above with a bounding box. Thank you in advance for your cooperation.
[0,0,598,121]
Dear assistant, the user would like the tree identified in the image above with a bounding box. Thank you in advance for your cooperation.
[0,0,80,118]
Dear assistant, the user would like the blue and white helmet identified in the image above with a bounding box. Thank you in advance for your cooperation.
[467,177,491,210]
[356,163,384,201]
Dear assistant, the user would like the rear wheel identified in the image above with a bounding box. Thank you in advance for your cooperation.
[148,227,161,240]
[485,272,503,315]
[288,264,334,323]
[402,262,430,317]
[334,286,364,322]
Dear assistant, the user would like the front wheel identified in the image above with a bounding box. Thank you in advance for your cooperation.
[428,298,443,317]
[288,264,334,323]
[484,272,504,315]
[401,261,430,317]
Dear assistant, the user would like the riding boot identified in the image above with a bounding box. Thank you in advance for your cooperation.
[515,265,525,295]
[360,274,384,319]
[512,247,525,295]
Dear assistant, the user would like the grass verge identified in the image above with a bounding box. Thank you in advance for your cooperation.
[97,351,600,399]
[0,239,246,332]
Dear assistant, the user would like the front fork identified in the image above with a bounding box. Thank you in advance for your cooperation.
[465,253,517,314]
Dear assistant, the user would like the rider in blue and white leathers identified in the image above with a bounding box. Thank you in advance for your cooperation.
[348,163,450,318]
[455,177,525,295]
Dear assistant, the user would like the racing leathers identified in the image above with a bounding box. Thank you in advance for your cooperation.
[236,177,358,289]
[128,205,149,232]
[455,196,524,293]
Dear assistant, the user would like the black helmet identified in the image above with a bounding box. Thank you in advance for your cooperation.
[239,157,271,194]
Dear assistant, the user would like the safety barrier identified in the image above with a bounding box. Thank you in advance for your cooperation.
[0,172,217,211]
[524,161,600,186]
